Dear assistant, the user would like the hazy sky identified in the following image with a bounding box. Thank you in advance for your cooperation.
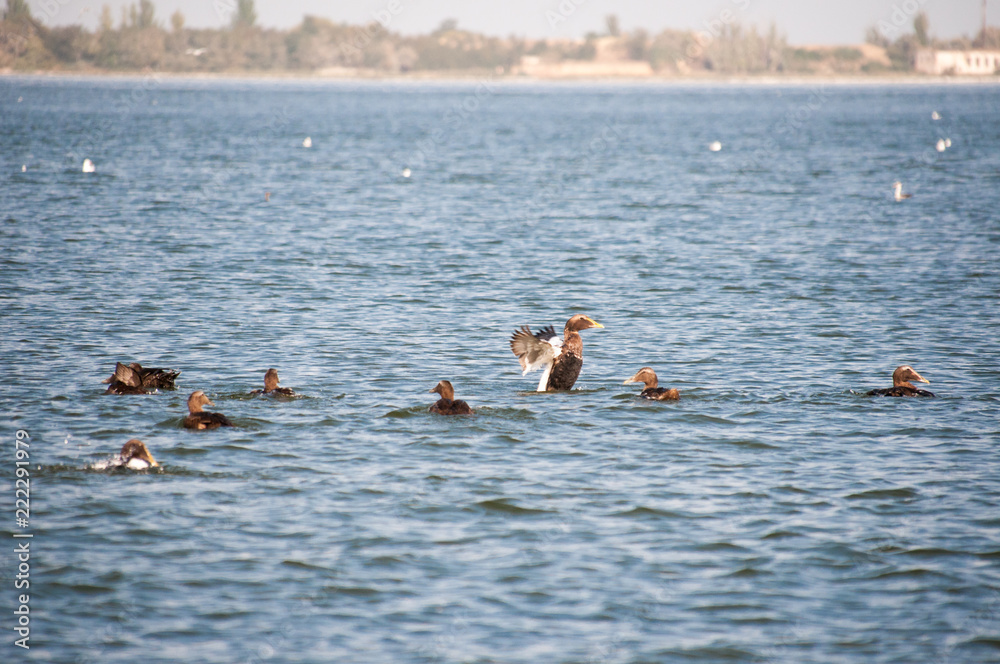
[33,0,997,45]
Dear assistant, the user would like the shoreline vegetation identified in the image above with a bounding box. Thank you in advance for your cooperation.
[2,0,998,81]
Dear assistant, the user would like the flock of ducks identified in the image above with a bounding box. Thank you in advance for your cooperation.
[37,109,949,469]
[99,315,935,470]
[100,365,286,468]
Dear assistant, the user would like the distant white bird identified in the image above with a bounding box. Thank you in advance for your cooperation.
[302,136,312,148]
[21,165,26,172]
[936,139,946,152]
[401,168,411,178]
[945,138,952,148]
[892,181,911,202]
[709,141,722,152]
[82,158,95,173]
[931,111,941,120]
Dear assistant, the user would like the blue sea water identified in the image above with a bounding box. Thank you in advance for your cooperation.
[1,76,999,663]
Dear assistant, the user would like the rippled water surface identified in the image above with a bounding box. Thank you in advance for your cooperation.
[2,77,1000,663]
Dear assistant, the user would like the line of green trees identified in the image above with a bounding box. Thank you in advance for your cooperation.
[2,1,995,75]
[0,2,785,75]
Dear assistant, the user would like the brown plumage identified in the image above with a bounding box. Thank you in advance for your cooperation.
[118,439,159,470]
[250,368,295,397]
[866,365,934,397]
[623,367,680,401]
[510,314,604,391]
[105,380,147,395]
[103,362,179,394]
[182,390,235,429]
[429,380,473,415]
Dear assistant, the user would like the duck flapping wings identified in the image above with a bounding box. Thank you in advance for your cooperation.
[510,325,563,391]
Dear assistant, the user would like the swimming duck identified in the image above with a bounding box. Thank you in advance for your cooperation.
[866,365,934,397]
[250,368,295,397]
[183,391,234,429]
[892,181,911,201]
[510,314,604,391]
[623,367,680,401]
[93,439,160,471]
[103,362,179,394]
[428,380,473,415]
[117,439,159,470]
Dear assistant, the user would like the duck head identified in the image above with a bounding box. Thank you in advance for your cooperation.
[187,390,214,413]
[264,368,280,392]
[565,314,604,332]
[892,365,930,388]
[120,439,158,468]
[429,380,455,401]
[624,367,659,389]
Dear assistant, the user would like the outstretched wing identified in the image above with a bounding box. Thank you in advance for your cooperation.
[114,362,142,387]
[510,325,563,375]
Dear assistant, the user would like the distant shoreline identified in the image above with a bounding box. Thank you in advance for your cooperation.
[4,68,1000,86]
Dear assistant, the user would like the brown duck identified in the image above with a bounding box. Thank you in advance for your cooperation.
[510,314,604,391]
[104,362,179,394]
[428,380,473,415]
[250,368,295,397]
[866,365,934,397]
[183,391,234,429]
[117,439,159,470]
[623,367,680,401]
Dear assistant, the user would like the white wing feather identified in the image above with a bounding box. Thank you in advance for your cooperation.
[510,326,563,379]
[522,336,562,375]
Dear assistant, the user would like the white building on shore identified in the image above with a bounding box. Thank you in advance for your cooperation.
[915,49,1000,75]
